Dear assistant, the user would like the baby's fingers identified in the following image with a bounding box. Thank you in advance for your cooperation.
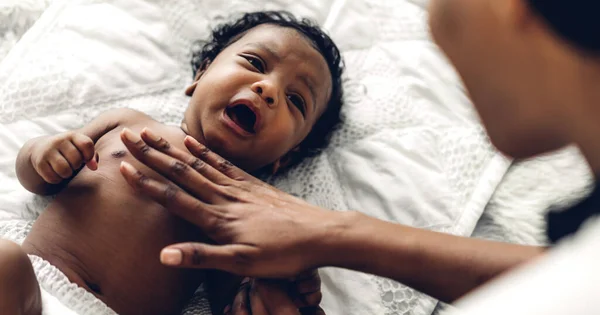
[71,133,97,170]
[85,153,99,171]
[59,141,84,170]
[36,160,62,184]
[70,133,95,162]
[48,153,73,179]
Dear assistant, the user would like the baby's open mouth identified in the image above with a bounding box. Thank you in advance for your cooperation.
[226,104,257,134]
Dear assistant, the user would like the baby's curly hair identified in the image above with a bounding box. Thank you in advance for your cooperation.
[191,11,344,164]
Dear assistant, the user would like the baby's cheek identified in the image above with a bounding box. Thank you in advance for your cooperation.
[260,128,296,156]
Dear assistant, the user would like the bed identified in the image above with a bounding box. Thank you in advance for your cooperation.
[0,0,593,314]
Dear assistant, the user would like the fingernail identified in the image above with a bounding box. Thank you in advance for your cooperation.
[87,160,98,171]
[161,248,183,265]
[122,128,141,143]
[223,305,231,314]
[120,161,135,174]
[143,127,161,142]
[184,135,200,146]
[249,280,258,295]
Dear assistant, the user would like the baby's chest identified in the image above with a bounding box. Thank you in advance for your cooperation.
[91,123,188,180]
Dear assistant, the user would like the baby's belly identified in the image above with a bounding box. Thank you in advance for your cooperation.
[22,158,205,315]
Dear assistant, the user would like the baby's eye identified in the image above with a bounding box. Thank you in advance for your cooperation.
[287,94,306,117]
[242,55,265,73]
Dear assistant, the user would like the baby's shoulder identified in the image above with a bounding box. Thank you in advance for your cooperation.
[114,109,185,143]
[103,108,168,133]
[111,108,155,126]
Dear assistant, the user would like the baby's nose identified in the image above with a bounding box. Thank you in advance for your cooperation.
[252,81,278,106]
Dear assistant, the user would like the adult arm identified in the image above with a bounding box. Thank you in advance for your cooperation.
[330,213,544,302]
[119,128,545,303]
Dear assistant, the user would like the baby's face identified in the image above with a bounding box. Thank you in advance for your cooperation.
[182,24,332,171]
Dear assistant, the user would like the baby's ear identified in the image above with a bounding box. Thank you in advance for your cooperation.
[185,59,211,96]
[271,146,302,175]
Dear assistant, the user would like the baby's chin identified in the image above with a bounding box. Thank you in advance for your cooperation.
[180,120,207,145]
[204,139,266,172]
[181,119,268,172]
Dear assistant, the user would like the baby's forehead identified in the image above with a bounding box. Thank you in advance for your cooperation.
[237,25,320,62]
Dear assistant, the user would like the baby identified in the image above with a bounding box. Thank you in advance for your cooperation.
[1,11,343,315]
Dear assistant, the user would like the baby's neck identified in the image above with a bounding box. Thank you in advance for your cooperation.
[180,122,207,146]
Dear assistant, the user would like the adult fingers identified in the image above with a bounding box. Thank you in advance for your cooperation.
[292,270,322,308]
[297,292,323,308]
[295,270,321,295]
[185,133,292,202]
[228,281,250,315]
[139,128,232,185]
[184,135,285,200]
[120,128,224,203]
[300,307,326,315]
[184,135,258,183]
[119,161,225,235]
[247,280,270,315]
[160,242,258,275]
[255,280,301,315]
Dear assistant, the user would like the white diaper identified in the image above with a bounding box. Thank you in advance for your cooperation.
[29,255,118,315]
[0,219,116,315]
[0,219,212,315]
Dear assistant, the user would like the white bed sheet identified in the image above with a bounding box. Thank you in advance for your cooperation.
[0,0,52,62]
[0,0,510,314]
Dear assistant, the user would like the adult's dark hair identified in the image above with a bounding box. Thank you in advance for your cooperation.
[191,11,344,165]
[528,0,600,53]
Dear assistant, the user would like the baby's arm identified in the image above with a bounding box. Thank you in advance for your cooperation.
[16,108,144,195]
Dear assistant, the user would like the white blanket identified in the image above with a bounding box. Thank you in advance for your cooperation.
[0,0,52,62]
[0,0,510,314]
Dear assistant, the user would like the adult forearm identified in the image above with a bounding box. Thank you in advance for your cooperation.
[326,211,545,303]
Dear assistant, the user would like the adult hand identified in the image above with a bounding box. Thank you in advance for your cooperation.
[225,275,325,315]
[119,127,347,278]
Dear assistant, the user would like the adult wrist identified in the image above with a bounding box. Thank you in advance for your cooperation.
[313,210,366,269]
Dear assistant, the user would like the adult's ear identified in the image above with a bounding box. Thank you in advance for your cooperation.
[185,59,211,96]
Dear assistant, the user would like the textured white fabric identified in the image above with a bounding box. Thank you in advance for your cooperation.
[432,147,594,315]
[0,220,113,315]
[472,147,593,246]
[0,0,52,62]
[39,288,79,315]
[30,255,117,315]
[453,217,600,315]
[0,0,510,314]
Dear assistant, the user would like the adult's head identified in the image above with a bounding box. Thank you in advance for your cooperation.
[428,0,600,160]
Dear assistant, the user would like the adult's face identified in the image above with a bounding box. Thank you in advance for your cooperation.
[428,0,576,158]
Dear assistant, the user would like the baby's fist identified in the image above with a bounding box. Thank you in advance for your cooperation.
[30,132,97,184]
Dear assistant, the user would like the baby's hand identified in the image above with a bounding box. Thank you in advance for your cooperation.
[30,131,98,184]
